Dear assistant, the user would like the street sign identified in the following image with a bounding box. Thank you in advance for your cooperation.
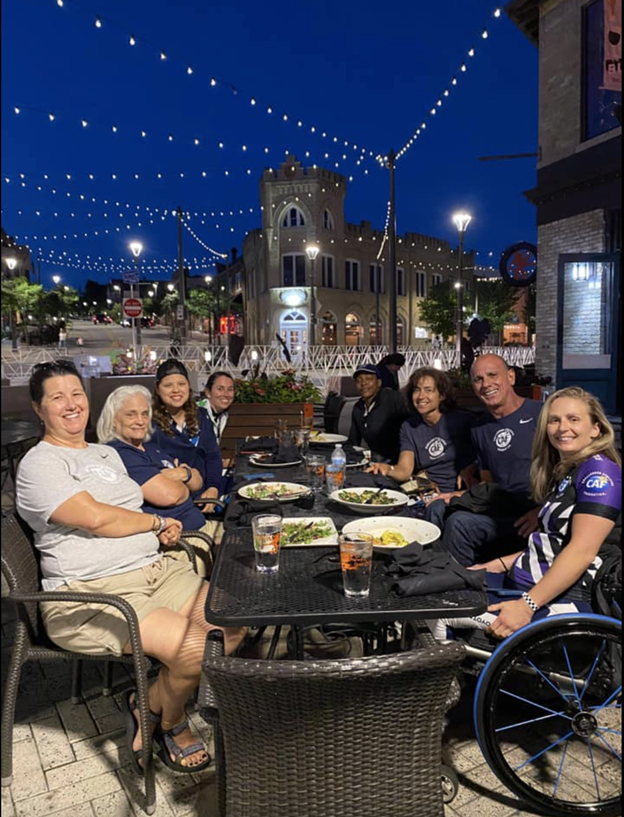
[123,297,143,318]
[176,305,185,320]
[122,270,140,284]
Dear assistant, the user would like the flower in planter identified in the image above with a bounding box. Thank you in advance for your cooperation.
[111,347,159,376]
[234,371,322,404]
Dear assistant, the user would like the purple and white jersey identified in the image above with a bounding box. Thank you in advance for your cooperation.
[511,455,621,603]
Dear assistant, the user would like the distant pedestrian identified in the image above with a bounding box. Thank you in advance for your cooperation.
[58,328,67,349]
[377,353,406,391]
[432,336,442,351]
[77,336,84,348]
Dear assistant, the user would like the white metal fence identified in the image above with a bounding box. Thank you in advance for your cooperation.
[1,344,536,392]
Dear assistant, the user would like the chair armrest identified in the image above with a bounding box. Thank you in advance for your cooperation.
[168,539,199,574]
[8,589,144,658]
[198,498,226,515]
[198,631,224,716]
[180,530,216,566]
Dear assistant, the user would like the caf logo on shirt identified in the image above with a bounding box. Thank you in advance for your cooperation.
[582,471,614,495]
[557,476,572,496]
[426,437,447,460]
[85,464,119,483]
[494,428,514,451]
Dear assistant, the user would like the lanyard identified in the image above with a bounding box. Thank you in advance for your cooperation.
[206,405,227,443]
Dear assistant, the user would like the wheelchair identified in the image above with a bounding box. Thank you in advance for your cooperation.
[450,552,622,817]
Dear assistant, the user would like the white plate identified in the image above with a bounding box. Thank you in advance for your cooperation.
[330,487,410,515]
[238,482,309,502]
[281,517,338,547]
[345,458,368,469]
[309,433,348,445]
[249,455,302,468]
[342,517,441,549]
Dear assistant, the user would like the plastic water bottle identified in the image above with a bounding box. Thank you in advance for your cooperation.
[327,444,347,492]
[331,444,347,470]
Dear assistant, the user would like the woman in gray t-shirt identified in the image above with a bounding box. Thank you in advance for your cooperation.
[16,360,244,777]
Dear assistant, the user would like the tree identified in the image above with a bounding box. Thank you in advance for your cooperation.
[476,280,522,332]
[418,280,474,339]
[187,288,215,322]
[44,286,79,321]
[1,278,44,348]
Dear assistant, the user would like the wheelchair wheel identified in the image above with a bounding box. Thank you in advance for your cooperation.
[474,614,621,817]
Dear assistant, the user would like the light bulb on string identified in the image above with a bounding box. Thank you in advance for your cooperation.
[129,35,136,45]
[95,16,102,28]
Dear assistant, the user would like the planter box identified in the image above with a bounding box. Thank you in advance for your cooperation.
[221,403,314,459]
[454,385,542,411]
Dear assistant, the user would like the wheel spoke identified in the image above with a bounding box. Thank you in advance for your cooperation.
[525,657,570,702]
[586,739,601,800]
[513,729,575,772]
[593,686,622,714]
[579,639,606,701]
[596,732,622,762]
[495,712,563,734]
[500,688,572,721]
[562,643,583,709]
[552,739,570,798]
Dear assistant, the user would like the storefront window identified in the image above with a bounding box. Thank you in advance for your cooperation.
[562,260,614,368]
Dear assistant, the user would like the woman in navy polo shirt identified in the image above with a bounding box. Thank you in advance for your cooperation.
[368,367,478,493]
[97,383,217,576]
[150,359,224,502]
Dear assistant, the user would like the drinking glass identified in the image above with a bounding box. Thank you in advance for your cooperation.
[326,463,346,494]
[306,454,326,490]
[339,533,374,598]
[251,515,282,574]
[295,427,311,458]
[274,419,288,442]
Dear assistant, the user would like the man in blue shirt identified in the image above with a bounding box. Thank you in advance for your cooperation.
[428,354,543,565]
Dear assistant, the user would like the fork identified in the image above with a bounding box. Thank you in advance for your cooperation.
[364,487,386,504]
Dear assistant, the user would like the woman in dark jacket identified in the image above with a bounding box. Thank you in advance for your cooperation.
[150,359,224,506]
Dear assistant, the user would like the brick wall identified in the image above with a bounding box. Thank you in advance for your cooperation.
[536,209,606,382]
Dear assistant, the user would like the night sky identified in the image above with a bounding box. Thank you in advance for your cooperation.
[1,0,539,290]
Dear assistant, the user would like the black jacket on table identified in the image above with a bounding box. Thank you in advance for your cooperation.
[348,388,410,463]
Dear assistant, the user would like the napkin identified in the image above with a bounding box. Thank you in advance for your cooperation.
[345,472,397,490]
[387,544,486,597]
[239,438,278,454]
[224,499,284,529]
[259,442,301,465]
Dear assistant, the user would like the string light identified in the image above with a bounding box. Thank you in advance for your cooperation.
[182,220,228,258]
[393,5,502,163]
[7,103,370,177]
[50,0,376,161]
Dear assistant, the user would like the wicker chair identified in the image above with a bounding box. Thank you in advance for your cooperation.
[0,513,209,815]
[199,632,465,817]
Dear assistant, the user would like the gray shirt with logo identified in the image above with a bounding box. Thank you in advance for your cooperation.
[16,442,160,591]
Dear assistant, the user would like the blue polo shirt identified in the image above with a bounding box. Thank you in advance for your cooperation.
[150,406,223,493]
[471,398,543,498]
[399,410,477,493]
[107,439,206,530]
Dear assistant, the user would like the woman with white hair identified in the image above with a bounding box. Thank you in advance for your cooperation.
[97,385,217,577]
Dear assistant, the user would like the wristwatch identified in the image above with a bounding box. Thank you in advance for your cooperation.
[388,465,395,474]
[152,514,167,535]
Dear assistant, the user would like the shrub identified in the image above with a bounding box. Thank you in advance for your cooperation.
[234,370,322,404]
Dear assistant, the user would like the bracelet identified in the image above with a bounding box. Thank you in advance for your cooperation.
[182,465,193,484]
[388,465,395,474]
[152,514,167,535]
[498,557,508,572]
[522,591,540,614]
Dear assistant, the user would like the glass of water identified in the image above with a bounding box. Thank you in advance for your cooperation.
[251,515,282,574]
[295,427,311,458]
[339,533,374,598]
[306,454,326,490]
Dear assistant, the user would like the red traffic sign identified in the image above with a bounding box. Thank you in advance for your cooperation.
[123,297,143,318]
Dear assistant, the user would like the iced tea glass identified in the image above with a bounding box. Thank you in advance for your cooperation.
[339,533,374,598]
[252,515,282,574]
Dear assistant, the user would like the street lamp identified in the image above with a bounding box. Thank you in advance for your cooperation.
[128,240,143,349]
[305,243,320,347]
[52,275,61,286]
[5,258,18,350]
[452,212,472,359]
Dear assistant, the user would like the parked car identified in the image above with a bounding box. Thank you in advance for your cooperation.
[140,316,155,328]
[92,314,113,324]
[119,318,131,327]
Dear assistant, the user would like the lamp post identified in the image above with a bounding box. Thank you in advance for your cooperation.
[129,240,143,351]
[5,257,18,350]
[305,243,320,347]
[52,275,61,286]
[176,206,188,344]
[452,213,472,359]
[205,275,214,345]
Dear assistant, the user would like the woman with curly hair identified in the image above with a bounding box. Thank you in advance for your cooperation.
[430,387,621,639]
[151,360,224,511]
[368,366,478,493]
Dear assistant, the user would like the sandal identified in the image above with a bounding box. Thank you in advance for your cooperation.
[122,688,161,776]
[154,718,212,773]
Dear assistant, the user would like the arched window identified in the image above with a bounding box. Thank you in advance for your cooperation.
[396,319,405,346]
[369,321,384,345]
[345,313,362,347]
[282,207,306,228]
[323,209,335,230]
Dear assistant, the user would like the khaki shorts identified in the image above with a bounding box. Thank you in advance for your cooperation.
[167,520,223,578]
[41,555,205,656]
